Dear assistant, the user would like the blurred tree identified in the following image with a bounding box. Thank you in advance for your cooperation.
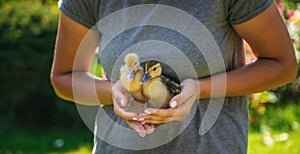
[0,0,57,6]
[0,1,88,130]
[248,0,300,132]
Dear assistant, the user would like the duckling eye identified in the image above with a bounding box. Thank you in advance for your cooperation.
[134,62,137,65]
[152,67,157,71]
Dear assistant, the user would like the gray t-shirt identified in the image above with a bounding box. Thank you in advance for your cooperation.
[59,0,273,153]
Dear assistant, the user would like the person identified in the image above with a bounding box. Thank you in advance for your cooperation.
[50,0,297,153]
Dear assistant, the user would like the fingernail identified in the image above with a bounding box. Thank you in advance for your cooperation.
[132,117,138,120]
[144,108,157,114]
[140,133,146,137]
[138,118,145,121]
[120,99,125,106]
[141,121,146,125]
[147,130,152,134]
[139,131,146,137]
[170,101,177,108]
[147,128,154,134]
[144,110,152,114]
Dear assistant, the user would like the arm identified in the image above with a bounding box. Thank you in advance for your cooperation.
[50,12,113,105]
[199,2,297,98]
[137,2,297,124]
[51,12,154,136]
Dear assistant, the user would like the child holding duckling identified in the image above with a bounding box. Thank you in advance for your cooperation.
[51,0,297,153]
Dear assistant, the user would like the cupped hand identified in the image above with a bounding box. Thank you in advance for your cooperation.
[137,78,199,124]
[112,80,155,137]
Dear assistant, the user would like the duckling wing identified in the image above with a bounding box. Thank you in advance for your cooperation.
[161,75,182,95]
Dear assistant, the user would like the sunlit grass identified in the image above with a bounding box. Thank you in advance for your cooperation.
[51,144,92,154]
[1,125,300,154]
[0,126,93,154]
[59,130,300,154]
[248,129,300,154]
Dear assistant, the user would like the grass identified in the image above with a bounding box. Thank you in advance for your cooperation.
[0,126,93,154]
[248,103,300,154]
[1,99,299,154]
[1,125,300,154]
[248,130,300,154]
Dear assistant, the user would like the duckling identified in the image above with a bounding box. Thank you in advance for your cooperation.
[140,60,181,109]
[120,53,144,102]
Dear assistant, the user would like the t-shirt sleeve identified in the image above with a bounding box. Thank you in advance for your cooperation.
[58,0,100,28]
[227,0,274,24]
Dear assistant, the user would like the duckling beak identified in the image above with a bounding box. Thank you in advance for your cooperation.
[140,72,151,83]
[127,69,135,81]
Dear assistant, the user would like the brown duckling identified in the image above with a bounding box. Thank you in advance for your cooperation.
[140,60,181,109]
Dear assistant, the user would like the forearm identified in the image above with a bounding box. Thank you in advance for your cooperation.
[51,71,113,105]
[198,58,297,98]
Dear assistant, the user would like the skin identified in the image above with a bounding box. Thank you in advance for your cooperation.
[51,12,153,137]
[51,2,297,137]
[135,2,298,124]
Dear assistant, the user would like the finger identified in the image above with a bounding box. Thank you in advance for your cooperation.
[177,95,196,113]
[126,120,147,137]
[114,103,138,121]
[142,112,189,123]
[112,81,130,106]
[144,108,176,117]
[169,94,181,108]
[112,90,129,107]
[169,85,195,108]
[142,99,195,121]
[142,115,172,123]
[169,97,196,121]
[143,123,155,134]
[142,109,188,122]
[113,96,128,109]
[140,108,176,123]
[141,119,169,124]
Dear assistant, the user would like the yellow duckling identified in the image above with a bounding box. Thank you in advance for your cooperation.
[140,60,181,109]
[120,53,144,102]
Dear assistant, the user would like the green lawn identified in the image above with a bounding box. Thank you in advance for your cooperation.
[1,125,300,154]
[248,130,300,154]
[0,126,93,154]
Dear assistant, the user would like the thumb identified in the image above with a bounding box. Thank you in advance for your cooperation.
[115,93,129,107]
[119,95,128,107]
[112,80,130,106]
[169,94,182,108]
[126,121,147,137]
[169,85,193,108]
[112,89,129,107]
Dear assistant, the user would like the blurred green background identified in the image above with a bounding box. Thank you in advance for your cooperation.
[0,0,300,153]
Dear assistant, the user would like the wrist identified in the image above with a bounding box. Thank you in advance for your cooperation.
[197,78,211,99]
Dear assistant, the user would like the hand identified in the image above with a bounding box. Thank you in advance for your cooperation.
[112,80,155,137]
[124,120,155,137]
[137,78,199,124]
